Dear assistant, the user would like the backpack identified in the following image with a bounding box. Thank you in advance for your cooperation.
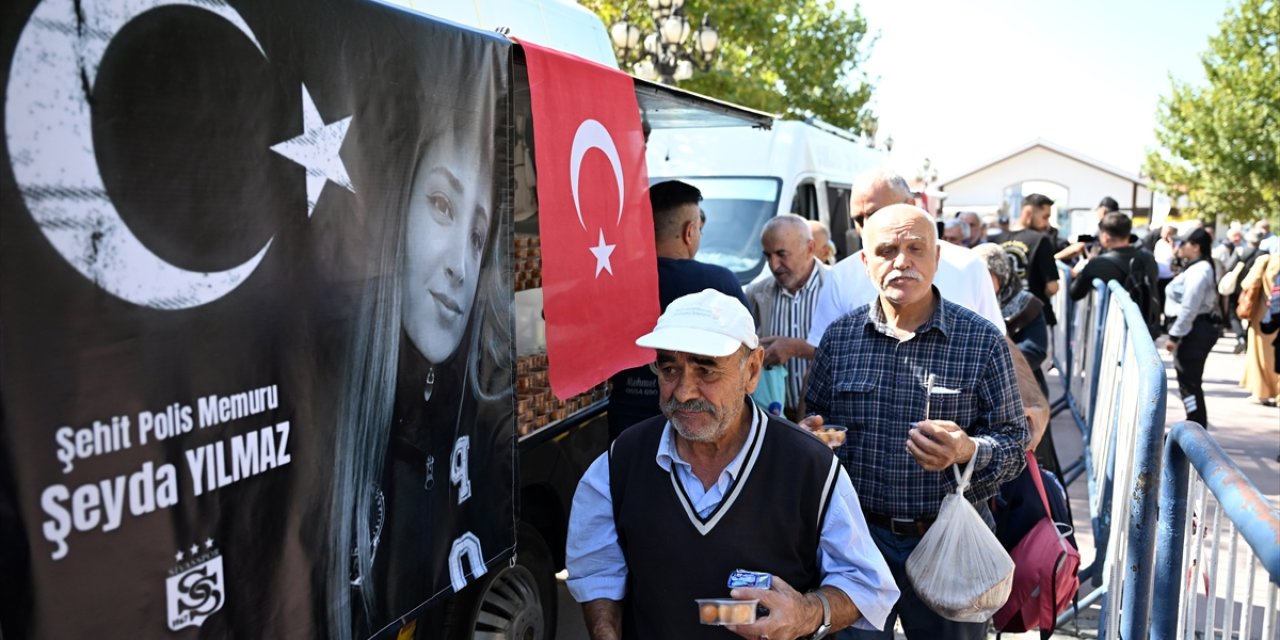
[994,452,1081,637]
[1100,251,1160,338]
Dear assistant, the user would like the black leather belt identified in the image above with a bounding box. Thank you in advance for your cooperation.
[863,511,936,537]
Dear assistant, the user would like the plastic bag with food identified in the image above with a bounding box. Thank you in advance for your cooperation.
[905,456,1015,623]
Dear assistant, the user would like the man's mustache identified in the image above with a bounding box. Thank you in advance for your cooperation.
[661,398,717,416]
[882,268,923,286]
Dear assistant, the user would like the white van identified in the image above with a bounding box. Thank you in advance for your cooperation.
[646,119,885,283]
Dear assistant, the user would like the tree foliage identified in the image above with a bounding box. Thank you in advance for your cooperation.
[581,0,875,133]
[1144,0,1279,222]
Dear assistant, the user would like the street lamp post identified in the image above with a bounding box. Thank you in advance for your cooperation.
[609,0,719,84]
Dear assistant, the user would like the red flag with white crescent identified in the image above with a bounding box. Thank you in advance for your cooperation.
[521,41,660,399]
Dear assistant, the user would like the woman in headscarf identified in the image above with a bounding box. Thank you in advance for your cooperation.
[974,243,1050,395]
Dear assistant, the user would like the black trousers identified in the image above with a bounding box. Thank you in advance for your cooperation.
[1174,316,1219,427]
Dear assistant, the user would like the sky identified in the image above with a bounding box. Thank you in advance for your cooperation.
[845,0,1234,184]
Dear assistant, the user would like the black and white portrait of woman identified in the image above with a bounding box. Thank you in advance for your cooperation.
[323,22,514,639]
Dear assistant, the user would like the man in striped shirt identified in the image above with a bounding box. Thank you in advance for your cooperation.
[744,214,829,420]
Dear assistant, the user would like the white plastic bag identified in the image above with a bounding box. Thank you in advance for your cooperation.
[904,456,1015,623]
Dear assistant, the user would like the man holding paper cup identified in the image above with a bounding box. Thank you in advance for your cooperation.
[805,205,1029,639]
[566,289,899,639]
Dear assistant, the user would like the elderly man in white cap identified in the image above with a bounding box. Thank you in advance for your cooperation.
[566,289,898,640]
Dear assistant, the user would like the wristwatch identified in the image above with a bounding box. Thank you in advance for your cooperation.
[808,590,832,639]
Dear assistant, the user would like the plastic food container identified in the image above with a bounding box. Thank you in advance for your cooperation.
[816,425,847,448]
[695,598,758,625]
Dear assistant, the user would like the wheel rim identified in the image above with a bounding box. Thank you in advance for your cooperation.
[471,564,546,640]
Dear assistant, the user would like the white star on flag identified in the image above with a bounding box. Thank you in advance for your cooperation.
[175,550,184,562]
[270,84,355,218]
[588,229,616,277]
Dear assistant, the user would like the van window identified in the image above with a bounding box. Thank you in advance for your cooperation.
[655,177,781,283]
[825,183,852,258]
[791,182,818,219]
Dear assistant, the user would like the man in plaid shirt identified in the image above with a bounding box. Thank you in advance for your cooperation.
[806,204,1028,640]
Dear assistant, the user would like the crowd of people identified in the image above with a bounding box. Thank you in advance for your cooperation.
[937,202,1280,428]
[564,170,1278,640]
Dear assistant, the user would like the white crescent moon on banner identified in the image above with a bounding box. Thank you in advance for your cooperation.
[5,0,273,310]
[568,119,625,231]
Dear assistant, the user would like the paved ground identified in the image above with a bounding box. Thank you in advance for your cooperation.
[551,334,1280,639]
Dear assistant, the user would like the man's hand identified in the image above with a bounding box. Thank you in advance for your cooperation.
[1165,338,1178,353]
[726,575,822,640]
[906,420,976,471]
[1055,241,1086,262]
[760,336,815,368]
[799,414,824,433]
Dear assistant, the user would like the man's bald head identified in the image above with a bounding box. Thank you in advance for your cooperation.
[850,169,913,232]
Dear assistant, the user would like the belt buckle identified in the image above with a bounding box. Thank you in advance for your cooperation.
[890,518,918,537]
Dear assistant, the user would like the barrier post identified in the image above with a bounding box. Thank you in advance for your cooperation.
[1106,281,1166,640]
[1050,261,1073,416]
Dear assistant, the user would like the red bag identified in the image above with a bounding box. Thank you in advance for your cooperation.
[994,452,1081,636]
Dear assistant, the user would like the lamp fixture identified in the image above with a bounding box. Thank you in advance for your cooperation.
[609,3,719,84]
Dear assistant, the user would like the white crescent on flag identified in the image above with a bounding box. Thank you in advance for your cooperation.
[569,118,625,230]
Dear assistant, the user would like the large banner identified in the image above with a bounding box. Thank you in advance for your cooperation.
[0,1,515,638]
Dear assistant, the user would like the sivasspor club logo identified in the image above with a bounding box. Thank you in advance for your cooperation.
[166,540,225,631]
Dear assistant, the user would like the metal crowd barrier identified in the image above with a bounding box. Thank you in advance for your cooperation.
[1059,278,1110,486]
[1153,421,1280,640]
[1055,280,1167,640]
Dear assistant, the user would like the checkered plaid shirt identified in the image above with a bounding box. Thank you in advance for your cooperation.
[805,290,1029,519]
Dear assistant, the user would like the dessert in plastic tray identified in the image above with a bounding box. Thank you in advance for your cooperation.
[695,598,758,625]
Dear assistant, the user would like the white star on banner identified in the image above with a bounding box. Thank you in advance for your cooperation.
[270,84,355,218]
[588,229,616,278]
[204,538,214,550]
[175,550,184,562]
[189,544,199,556]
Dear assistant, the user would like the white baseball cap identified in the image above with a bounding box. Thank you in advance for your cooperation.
[635,289,759,357]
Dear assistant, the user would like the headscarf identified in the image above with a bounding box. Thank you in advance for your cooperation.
[974,244,1044,335]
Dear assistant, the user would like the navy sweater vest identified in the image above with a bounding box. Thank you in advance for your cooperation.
[609,405,839,639]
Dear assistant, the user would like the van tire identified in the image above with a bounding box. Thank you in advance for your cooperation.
[443,523,557,639]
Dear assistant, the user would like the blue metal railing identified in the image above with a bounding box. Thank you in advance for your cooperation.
[1054,280,1166,640]
[1043,265,1274,639]
[1098,280,1167,639]
[1152,421,1280,639]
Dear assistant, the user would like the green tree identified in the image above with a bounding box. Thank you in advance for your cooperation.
[582,0,875,133]
[1145,0,1280,223]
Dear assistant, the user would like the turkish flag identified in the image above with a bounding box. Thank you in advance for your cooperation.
[521,41,660,399]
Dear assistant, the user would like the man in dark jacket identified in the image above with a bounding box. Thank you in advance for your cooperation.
[1069,213,1159,327]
